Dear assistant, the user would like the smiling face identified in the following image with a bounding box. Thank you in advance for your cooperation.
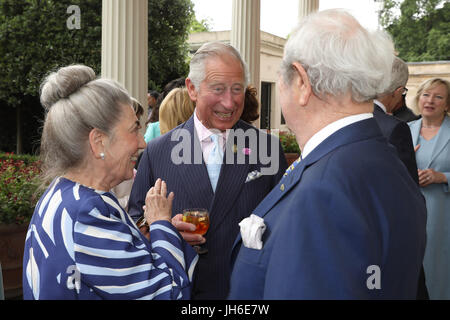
[418,83,449,121]
[187,55,245,131]
[105,104,146,185]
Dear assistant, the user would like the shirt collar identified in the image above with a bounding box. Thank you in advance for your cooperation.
[374,99,387,113]
[302,113,373,159]
[193,109,228,143]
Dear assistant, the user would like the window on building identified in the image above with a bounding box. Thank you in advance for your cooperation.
[260,82,272,129]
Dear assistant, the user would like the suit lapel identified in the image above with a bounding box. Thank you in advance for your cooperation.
[174,116,214,210]
[208,122,250,233]
[409,119,422,147]
[427,116,450,167]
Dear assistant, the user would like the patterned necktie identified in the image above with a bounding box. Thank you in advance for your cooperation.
[207,134,223,192]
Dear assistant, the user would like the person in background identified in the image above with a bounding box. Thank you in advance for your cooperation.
[144,78,186,143]
[393,93,421,122]
[229,9,426,299]
[240,85,260,124]
[23,64,197,300]
[147,90,159,122]
[373,56,428,299]
[408,77,450,299]
[159,87,195,135]
[373,56,419,183]
[129,42,287,299]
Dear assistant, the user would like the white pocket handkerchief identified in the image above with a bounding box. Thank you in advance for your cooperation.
[245,170,263,183]
[239,214,266,250]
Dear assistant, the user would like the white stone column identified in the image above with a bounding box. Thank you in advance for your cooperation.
[101,0,148,128]
[298,0,319,19]
[231,0,261,93]
[231,0,261,127]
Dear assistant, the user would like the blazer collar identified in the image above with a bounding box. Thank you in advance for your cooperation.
[409,118,422,147]
[409,116,450,167]
[253,118,383,219]
[427,116,450,167]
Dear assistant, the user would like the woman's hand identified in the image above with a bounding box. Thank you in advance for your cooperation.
[418,168,447,187]
[144,178,174,225]
[171,214,206,246]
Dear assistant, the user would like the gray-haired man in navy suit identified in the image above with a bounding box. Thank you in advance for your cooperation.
[229,9,426,300]
[373,56,428,299]
[128,42,287,299]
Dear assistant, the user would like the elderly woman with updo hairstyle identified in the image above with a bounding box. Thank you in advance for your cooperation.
[408,77,450,299]
[22,65,198,300]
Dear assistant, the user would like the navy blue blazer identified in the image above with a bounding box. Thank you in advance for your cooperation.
[229,118,427,299]
[393,104,420,123]
[373,104,428,299]
[373,104,419,184]
[129,116,287,299]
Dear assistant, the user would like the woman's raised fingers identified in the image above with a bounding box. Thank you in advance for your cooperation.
[161,180,167,197]
[154,178,162,194]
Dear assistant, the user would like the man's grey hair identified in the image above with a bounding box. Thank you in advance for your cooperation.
[39,64,131,184]
[381,56,409,95]
[281,9,395,103]
[188,42,250,90]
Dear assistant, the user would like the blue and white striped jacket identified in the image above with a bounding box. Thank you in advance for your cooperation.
[23,177,198,300]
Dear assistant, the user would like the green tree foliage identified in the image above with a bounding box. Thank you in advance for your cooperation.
[380,0,450,62]
[0,0,196,153]
[189,14,211,33]
[0,0,102,108]
[148,0,195,90]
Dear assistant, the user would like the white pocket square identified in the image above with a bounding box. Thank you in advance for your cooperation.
[245,170,263,183]
[239,214,266,250]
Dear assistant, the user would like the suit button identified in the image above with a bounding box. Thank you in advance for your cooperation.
[280,184,285,191]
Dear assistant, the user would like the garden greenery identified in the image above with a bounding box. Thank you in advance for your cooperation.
[0,152,42,224]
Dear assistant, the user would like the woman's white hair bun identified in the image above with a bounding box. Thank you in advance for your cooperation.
[40,64,96,110]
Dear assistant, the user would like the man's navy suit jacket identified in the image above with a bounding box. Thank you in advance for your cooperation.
[373,104,419,184]
[128,116,287,299]
[229,118,427,299]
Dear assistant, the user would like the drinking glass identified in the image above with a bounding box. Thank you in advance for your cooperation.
[182,208,210,236]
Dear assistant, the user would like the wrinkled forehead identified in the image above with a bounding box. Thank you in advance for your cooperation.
[203,55,245,83]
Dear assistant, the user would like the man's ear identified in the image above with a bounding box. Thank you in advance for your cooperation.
[393,86,403,97]
[291,62,312,106]
[88,128,107,159]
[185,78,198,102]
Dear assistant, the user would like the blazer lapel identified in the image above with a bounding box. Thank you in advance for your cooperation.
[409,119,422,147]
[208,123,250,233]
[427,116,450,168]
[174,116,214,210]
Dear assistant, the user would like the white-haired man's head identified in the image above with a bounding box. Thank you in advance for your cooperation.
[281,9,395,103]
[188,42,250,90]
[381,56,409,96]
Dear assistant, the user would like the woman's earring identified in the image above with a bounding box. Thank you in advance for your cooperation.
[100,152,105,160]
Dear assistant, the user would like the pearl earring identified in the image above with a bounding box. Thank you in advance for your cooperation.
[100,152,105,160]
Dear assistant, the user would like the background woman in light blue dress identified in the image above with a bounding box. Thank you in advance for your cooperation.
[23,65,197,300]
[408,78,450,299]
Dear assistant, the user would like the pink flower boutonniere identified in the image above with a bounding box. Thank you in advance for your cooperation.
[242,148,252,156]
